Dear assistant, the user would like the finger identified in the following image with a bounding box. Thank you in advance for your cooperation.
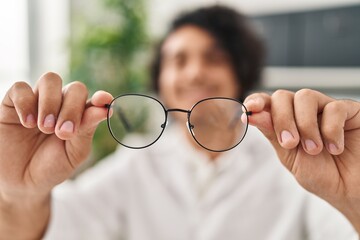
[243,92,280,146]
[82,91,113,129]
[87,90,113,108]
[54,81,88,140]
[293,89,333,155]
[342,100,360,131]
[81,91,113,129]
[321,99,359,155]
[271,90,300,149]
[243,92,301,171]
[34,72,63,134]
[54,91,112,168]
[1,81,37,128]
[243,92,272,131]
[243,92,271,113]
[70,91,113,149]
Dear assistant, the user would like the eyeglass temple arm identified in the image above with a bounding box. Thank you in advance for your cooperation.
[105,104,132,132]
[228,110,252,128]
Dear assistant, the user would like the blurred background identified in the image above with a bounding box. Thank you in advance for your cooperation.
[1,0,359,162]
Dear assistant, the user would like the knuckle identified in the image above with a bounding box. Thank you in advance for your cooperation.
[294,88,316,100]
[245,92,267,105]
[10,82,34,104]
[39,72,62,85]
[324,101,344,113]
[66,81,88,96]
[71,81,87,91]
[321,123,339,137]
[12,81,31,92]
[273,89,293,98]
[38,72,62,86]
[246,92,263,100]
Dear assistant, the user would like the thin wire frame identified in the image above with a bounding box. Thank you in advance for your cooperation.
[106,94,168,149]
[188,97,250,152]
[106,94,252,152]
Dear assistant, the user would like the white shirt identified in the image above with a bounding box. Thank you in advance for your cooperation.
[44,125,357,240]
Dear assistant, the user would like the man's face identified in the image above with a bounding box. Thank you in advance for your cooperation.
[159,25,240,110]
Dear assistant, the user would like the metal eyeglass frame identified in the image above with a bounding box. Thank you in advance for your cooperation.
[105,93,252,152]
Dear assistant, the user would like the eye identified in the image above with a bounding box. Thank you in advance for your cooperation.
[163,53,187,69]
[174,54,186,68]
[205,50,229,65]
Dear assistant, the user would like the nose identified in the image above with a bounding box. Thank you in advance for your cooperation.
[184,58,207,84]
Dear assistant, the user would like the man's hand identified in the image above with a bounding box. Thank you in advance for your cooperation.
[243,89,360,232]
[0,72,112,238]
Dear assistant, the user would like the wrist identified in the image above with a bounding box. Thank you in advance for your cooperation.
[342,208,360,233]
[0,191,50,211]
[330,197,360,234]
[0,185,50,203]
[0,191,51,239]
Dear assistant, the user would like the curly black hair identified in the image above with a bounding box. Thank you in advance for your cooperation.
[150,5,265,100]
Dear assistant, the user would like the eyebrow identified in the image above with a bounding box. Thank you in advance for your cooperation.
[162,50,184,60]
[162,42,226,60]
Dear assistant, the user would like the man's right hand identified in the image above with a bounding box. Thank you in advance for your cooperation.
[0,72,112,239]
[0,72,112,202]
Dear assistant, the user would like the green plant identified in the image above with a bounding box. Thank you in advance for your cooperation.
[69,0,150,162]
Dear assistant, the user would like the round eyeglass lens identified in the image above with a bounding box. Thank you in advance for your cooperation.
[189,98,248,152]
[107,95,166,148]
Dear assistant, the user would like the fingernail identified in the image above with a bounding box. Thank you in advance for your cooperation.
[60,121,74,133]
[328,143,338,153]
[26,114,36,125]
[44,114,55,128]
[281,130,294,143]
[305,139,317,152]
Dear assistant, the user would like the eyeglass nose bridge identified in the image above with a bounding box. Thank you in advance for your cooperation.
[165,108,194,131]
[166,108,190,114]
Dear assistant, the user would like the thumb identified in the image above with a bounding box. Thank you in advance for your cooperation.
[247,110,279,146]
[79,90,113,138]
[61,91,113,169]
[243,95,287,158]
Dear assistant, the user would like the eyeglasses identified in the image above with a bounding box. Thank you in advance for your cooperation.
[106,94,252,152]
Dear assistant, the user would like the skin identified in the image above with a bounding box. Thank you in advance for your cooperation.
[0,26,359,238]
[0,72,112,239]
[159,26,240,109]
[243,90,360,232]
[158,25,240,157]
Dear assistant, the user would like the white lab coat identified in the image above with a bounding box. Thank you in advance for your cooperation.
[44,125,357,240]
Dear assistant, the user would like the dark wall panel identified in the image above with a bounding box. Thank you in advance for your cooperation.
[251,5,360,67]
